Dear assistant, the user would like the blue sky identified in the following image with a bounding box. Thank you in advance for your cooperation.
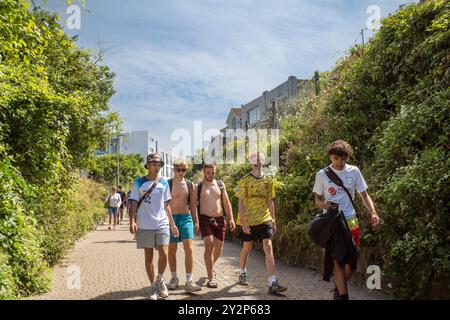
[41,0,417,153]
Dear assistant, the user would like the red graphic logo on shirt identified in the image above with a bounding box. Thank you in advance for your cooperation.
[328,187,337,196]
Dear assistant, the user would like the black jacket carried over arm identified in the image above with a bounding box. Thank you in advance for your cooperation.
[322,207,358,281]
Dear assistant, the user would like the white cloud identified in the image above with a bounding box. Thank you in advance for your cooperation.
[54,0,417,153]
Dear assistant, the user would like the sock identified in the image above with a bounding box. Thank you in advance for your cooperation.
[240,268,247,275]
[186,273,193,282]
[171,272,177,279]
[340,294,349,300]
[151,281,157,288]
[268,275,276,286]
[157,273,163,281]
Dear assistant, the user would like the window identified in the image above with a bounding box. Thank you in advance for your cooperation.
[248,108,260,125]
[232,117,237,129]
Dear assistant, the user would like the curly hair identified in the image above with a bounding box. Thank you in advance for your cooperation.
[327,140,354,158]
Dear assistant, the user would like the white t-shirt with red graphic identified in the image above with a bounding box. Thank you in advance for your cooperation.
[312,164,367,218]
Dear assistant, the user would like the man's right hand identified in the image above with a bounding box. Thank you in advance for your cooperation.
[324,201,338,210]
[241,222,251,235]
[130,221,137,234]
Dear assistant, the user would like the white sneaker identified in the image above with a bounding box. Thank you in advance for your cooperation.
[149,285,158,300]
[156,278,169,298]
[185,280,201,293]
[167,277,179,290]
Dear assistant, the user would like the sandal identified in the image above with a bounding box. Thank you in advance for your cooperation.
[207,278,218,288]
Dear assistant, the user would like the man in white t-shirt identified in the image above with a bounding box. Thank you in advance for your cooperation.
[128,153,179,300]
[313,140,380,300]
[107,186,121,231]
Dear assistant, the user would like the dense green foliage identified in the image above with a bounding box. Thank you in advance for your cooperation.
[88,154,146,188]
[209,0,449,299]
[275,0,450,299]
[0,0,118,298]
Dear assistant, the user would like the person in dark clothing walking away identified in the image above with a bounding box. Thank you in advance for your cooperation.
[117,186,126,225]
[313,140,380,300]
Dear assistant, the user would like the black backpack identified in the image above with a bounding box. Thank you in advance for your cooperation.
[168,178,194,206]
[197,180,225,217]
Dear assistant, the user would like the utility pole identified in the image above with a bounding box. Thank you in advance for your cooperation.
[314,71,320,96]
[117,135,120,187]
[361,29,365,46]
[116,133,126,187]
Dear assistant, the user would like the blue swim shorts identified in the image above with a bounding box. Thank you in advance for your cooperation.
[170,213,195,243]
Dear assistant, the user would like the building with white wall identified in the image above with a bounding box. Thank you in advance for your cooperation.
[111,130,158,163]
[207,75,315,161]
[103,130,193,179]
[159,149,175,179]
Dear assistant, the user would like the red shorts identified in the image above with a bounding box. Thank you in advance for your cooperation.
[199,214,227,241]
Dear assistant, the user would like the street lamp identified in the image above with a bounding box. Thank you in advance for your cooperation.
[116,133,127,187]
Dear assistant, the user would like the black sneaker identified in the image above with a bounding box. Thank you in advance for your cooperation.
[268,280,287,294]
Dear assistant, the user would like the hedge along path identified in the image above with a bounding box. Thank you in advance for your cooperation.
[32,217,388,300]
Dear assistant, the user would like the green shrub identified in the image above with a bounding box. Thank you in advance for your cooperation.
[0,0,118,298]
[0,153,50,297]
[88,154,146,188]
[0,249,17,300]
[270,0,449,299]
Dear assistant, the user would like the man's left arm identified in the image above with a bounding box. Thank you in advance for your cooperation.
[190,185,199,234]
[267,179,277,233]
[221,183,235,231]
[163,182,179,236]
[358,191,380,227]
[355,169,380,227]
[266,198,277,235]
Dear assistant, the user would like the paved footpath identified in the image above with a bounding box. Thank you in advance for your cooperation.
[33,218,388,300]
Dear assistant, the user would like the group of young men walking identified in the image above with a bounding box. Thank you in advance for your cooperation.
[126,139,380,300]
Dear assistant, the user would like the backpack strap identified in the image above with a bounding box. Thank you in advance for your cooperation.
[216,180,226,218]
[169,178,194,207]
[197,181,203,216]
[323,167,358,217]
[186,179,193,206]
[137,177,160,211]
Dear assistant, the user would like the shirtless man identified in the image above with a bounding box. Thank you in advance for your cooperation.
[197,163,235,288]
[167,159,201,292]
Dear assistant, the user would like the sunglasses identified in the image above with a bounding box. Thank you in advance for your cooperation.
[175,168,187,172]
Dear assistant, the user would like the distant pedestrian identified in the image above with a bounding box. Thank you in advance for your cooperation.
[117,186,126,224]
[126,189,132,219]
[106,186,121,230]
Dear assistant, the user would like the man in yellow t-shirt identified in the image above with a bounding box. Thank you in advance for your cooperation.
[235,152,287,295]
